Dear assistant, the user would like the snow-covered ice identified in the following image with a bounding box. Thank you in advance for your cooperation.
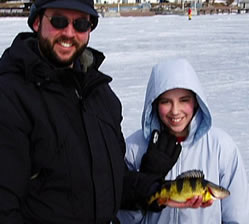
[0,14,249,182]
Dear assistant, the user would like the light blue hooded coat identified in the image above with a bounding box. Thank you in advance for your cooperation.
[118,59,249,224]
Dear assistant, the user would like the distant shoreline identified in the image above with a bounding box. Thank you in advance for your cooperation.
[0,2,248,17]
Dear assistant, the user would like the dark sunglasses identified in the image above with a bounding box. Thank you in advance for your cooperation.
[44,14,92,32]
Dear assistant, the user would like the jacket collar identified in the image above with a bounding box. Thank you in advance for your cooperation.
[0,32,111,97]
[0,32,106,80]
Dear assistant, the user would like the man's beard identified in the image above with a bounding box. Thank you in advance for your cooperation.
[37,30,88,67]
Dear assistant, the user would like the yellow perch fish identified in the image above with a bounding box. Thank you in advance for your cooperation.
[148,170,230,206]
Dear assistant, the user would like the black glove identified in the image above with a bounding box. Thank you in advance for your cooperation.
[140,129,182,177]
[121,169,164,211]
[145,181,166,212]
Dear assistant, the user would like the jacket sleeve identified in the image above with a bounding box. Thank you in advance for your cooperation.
[121,168,163,210]
[118,131,162,223]
[0,91,31,224]
[218,131,249,224]
[120,131,163,211]
[117,208,144,224]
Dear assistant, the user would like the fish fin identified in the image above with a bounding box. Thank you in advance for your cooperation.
[176,170,204,180]
[158,198,168,206]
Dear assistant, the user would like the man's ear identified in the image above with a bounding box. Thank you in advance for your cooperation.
[33,16,41,32]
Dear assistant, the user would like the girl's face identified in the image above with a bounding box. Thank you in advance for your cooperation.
[157,88,197,137]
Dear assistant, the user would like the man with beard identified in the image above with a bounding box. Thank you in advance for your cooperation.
[0,0,205,223]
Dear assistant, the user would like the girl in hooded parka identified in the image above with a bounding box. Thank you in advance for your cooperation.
[118,58,249,224]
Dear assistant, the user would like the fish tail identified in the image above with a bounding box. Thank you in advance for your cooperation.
[148,185,170,205]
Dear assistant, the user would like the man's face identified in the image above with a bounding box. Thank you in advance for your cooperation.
[33,8,91,67]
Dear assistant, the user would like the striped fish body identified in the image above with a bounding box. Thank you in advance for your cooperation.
[148,170,230,205]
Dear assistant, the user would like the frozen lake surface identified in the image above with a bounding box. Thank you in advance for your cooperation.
[0,14,249,183]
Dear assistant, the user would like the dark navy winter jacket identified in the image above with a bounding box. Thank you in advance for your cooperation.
[0,33,162,224]
[0,32,128,224]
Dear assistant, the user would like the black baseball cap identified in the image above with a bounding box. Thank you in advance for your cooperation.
[28,0,99,31]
